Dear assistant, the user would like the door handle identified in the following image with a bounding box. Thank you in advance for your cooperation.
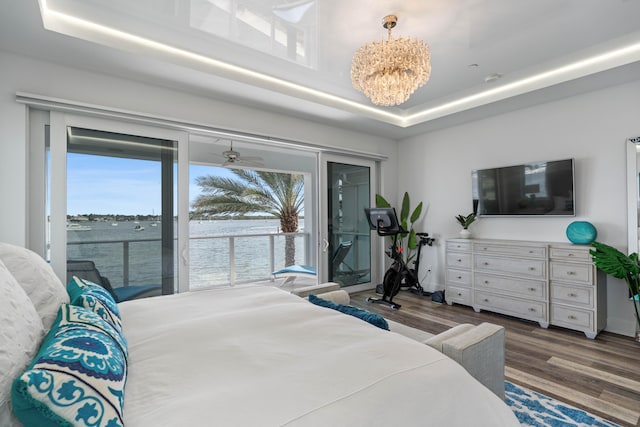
[322,239,330,253]
[181,246,188,265]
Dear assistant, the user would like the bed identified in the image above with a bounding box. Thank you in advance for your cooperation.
[0,242,519,427]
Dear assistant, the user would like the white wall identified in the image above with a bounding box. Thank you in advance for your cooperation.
[0,49,398,247]
[399,80,640,336]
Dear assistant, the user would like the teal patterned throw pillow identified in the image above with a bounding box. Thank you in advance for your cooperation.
[67,276,123,332]
[308,294,390,330]
[12,304,127,427]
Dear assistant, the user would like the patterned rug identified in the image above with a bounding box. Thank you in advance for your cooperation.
[505,381,621,427]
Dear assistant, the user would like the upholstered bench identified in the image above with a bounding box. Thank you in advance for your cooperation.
[310,289,506,399]
[290,282,340,298]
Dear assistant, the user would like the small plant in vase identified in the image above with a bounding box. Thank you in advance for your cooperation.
[455,213,476,239]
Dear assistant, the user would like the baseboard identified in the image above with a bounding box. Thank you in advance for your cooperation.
[604,317,637,337]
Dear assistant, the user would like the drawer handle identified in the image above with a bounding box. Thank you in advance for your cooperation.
[528,267,535,271]
[568,253,574,257]
[568,315,577,320]
[528,250,534,254]
[484,280,490,284]
[566,271,576,275]
[457,292,463,297]
[528,287,536,291]
[568,293,578,297]
[483,262,489,266]
[483,298,489,302]
[457,276,462,280]
[482,247,488,251]
[528,308,536,312]
[457,259,462,262]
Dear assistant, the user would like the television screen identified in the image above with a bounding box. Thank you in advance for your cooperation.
[472,158,575,216]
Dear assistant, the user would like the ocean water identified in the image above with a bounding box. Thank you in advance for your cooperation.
[67,218,307,290]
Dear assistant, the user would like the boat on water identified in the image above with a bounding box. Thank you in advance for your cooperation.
[134,225,145,232]
[66,222,92,231]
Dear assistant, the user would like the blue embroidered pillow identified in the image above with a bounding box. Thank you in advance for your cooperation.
[308,294,390,330]
[12,304,127,427]
[59,304,127,357]
[67,276,123,332]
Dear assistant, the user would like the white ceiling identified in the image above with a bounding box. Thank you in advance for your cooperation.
[2,0,640,139]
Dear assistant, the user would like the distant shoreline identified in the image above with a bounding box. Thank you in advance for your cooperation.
[66,215,303,222]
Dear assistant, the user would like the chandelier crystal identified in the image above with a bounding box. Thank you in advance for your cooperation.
[351,15,431,106]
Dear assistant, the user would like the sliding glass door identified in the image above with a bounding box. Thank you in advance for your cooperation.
[35,109,380,294]
[47,114,188,294]
[319,154,377,289]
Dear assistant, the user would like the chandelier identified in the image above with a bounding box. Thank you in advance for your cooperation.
[351,15,431,106]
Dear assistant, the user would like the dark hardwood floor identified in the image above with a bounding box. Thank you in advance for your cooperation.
[349,289,640,427]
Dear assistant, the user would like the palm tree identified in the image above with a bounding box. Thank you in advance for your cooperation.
[192,169,304,266]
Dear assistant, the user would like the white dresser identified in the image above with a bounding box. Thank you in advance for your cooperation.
[445,238,606,339]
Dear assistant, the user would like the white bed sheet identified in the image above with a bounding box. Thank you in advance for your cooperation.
[119,285,519,427]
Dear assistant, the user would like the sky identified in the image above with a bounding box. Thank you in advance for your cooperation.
[66,153,236,215]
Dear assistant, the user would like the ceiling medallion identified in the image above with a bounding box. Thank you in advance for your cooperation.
[351,15,431,107]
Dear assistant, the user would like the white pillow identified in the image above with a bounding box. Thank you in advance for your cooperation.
[0,243,69,331]
[0,259,45,427]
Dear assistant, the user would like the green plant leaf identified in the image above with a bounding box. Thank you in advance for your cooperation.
[590,241,640,279]
[590,241,640,329]
[375,194,390,208]
[410,202,423,224]
[400,218,408,236]
[400,192,410,224]
[408,229,417,250]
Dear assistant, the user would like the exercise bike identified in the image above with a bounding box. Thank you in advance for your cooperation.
[364,207,435,310]
[389,231,435,297]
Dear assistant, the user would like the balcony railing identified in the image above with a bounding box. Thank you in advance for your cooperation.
[67,231,310,290]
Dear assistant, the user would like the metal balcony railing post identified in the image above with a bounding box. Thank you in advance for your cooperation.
[229,236,235,286]
[269,234,275,282]
[123,241,130,285]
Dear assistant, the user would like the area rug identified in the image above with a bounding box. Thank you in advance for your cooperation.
[505,381,621,427]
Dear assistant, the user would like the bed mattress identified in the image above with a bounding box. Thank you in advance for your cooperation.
[119,285,519,426]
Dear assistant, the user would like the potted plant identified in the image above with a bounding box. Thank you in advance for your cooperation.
[455,213,476,238]
[590,241,640,341]
[375,192,423,264]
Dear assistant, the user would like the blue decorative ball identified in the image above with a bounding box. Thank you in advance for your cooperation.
[566,221,597,245]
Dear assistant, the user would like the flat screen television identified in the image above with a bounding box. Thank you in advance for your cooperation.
[472,158,575,216]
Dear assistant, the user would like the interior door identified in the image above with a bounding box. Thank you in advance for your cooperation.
[319,154,377,290]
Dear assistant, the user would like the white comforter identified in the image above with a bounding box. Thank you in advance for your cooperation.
[119,285,519,426]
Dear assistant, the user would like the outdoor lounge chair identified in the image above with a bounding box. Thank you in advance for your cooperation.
[66,259,161,302]
[272,241,367,285]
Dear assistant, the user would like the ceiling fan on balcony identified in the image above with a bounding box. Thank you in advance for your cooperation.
[214,140,264,167]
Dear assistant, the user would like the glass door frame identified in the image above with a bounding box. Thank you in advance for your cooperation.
[318,153,380,291]
[48,112,189,289]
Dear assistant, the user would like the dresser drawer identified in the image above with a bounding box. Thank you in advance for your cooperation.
[474,255,547,280]
[447,252,472,269]
[551,304,593,331]
[475,291,546,322]
[475,273,546,300]
[446,285,472,306]
[550,246,592,262]
[551,282,593,308]
[549,262,592,285]
[473,243,546,258]
[446,269,472,286]
[447,240,472,252]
